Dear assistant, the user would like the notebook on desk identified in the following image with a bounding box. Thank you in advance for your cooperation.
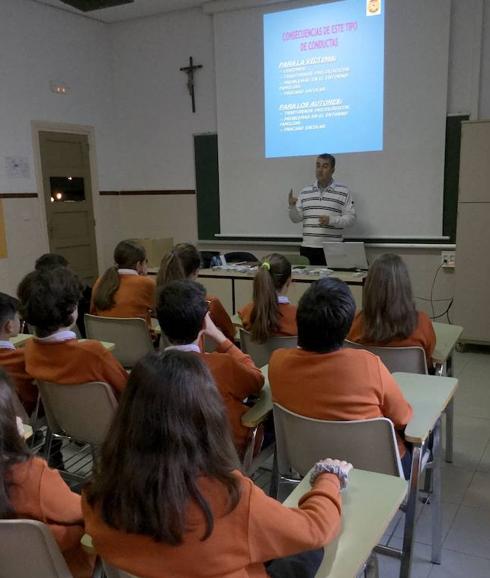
[323,242,369,271]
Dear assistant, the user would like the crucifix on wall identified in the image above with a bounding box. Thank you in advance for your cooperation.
[180,56,203,113]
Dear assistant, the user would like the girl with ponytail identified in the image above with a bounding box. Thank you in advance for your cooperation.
[91,240,155,326]
[239,253,296,343]
[156,243,235,341]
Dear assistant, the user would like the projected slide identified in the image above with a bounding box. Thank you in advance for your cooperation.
[264,0,384,158]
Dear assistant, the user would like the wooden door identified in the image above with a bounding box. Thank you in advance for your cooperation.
[39,132,98,285]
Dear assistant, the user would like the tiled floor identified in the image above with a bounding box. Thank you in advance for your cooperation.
[255,346,490,577]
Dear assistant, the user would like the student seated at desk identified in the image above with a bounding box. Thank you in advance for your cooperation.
[0,292,37,414]
[0,370,95,578]
[157,242,235,341]
[156,280,264,457]
[239,253,297,342]
[269,277,413,477]
[348,253,436,368]
[18,267,127,396]
[91,240,155,327]
[83,350,351,578]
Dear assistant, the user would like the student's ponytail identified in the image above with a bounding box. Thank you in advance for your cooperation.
[93,240,146,311]
[156,243,201,290]
[250,253,292,343]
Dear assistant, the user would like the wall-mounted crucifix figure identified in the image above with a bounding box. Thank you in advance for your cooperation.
[179,56,203,113]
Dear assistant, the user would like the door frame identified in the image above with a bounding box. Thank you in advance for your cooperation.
[31,120,104,275]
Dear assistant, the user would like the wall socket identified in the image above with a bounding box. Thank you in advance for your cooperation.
[441,251,456,268]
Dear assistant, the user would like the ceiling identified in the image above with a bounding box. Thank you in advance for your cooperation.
[32,0,213,22]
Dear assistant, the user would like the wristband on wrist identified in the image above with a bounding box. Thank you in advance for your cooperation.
[310,462,349,490]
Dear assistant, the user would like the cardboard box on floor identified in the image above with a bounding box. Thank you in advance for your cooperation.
[133,238,173,269]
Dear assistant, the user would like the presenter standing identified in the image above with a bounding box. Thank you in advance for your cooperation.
[288,154,356,265]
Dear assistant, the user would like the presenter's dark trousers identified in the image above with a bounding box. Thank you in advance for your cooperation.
[266,548,324,578]
[300,246,327,266]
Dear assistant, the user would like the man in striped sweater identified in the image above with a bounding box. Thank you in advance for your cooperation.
[288,154,356,265]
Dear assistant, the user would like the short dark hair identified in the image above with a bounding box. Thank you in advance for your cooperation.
[297,277,355,353]
[35,253,69,271]
[157,280,207,345]
[0,293,18,328]
[318,153,336,169]
[17,267,82,338]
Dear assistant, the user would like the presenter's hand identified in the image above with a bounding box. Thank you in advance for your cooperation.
[319,215,330,225]
[288,189,298,207]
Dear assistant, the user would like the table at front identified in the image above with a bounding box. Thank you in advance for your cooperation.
[283,468,407,578]
[250,368,458,578]
[195,267,365,316]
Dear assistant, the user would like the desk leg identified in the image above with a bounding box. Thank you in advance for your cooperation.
[445,398,454,463]
[431,418,442,564]
[400,445,422,578]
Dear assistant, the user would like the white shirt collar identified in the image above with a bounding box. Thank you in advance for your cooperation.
[165,343,201,354]
[277,295,290,304]
[0,340,15,350]
[35,329,77,343]
[118,268,138,275]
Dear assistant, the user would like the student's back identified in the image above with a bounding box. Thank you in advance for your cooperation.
[347,253,436,365]
[18,267,127,395]
[91,240,155,326]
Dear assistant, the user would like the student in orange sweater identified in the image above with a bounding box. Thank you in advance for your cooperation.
[18,267,127,396]
[157,242,235,341]
[0,370,95,578]
[91,240,155,327]
[348,253,436,367]
[157,280,264,457]
[269,277,413,477]
[239,253,296,342]
[0,292,37,414]
[83,350,351,578]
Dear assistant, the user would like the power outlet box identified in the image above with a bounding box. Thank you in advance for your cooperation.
[441,251,456,268]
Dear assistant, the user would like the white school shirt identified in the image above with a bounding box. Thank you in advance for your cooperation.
[289,179,356,247]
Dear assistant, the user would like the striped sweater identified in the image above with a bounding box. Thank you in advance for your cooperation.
[289,179,356,246]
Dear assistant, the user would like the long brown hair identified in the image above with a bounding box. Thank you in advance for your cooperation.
[85,350,240,544]
[93,240,146,311]
[0,370,31,518]
[250,253,292,343]
[362,253,417,343]
[156,243,201,289]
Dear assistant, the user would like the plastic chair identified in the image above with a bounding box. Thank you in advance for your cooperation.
[0,519,74,578]
[84,314,154,368]
[344,340,428,374]
[272,404,403,482]
[224,251,258,263]
[239,328,297,368]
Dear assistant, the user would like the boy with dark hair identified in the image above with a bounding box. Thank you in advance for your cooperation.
[269,277,413,469]
[18,267,127,396]
[157,280,264,456]
[35,253,69,271]
[0,292,37,413]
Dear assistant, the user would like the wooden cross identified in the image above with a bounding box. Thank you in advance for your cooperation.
[179,56,203,113]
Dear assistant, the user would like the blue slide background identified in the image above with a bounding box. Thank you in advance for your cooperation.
[264,0,384,158]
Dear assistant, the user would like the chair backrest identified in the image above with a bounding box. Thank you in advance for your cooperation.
[84,314,153,368]
[102,560,141,578]
[273,403,403,478]
[239,329,297,368]
[224,251,257,263]
[0,519,73,578]
[344,340,428,374]
[37,380,118,446]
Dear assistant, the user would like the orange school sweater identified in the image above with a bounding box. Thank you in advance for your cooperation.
[91,274,156,326]
[82,470,341,578]
[239,302,298,337]
[199,339,264,455]
[208,295,236,341]
[0,347,38,413]
[24,338,127,395]
[269,348,413,457]
[8,457,95,578]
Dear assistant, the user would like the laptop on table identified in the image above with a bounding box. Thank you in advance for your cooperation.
[323,242,369,271]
